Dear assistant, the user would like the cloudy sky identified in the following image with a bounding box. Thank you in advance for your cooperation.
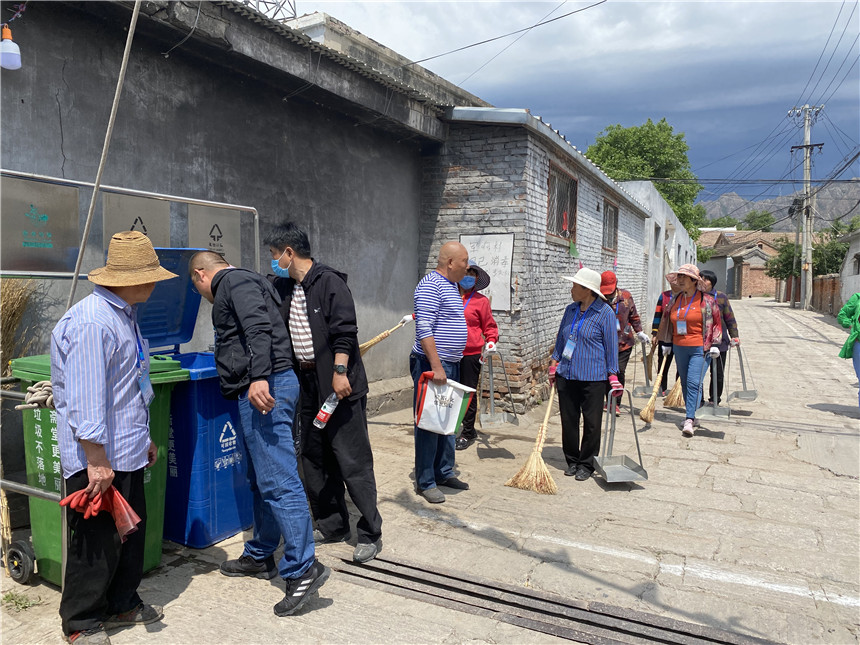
[294,1,859,208]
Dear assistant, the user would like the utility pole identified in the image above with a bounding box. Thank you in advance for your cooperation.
[789,104,824,311]
[789,197,802,308]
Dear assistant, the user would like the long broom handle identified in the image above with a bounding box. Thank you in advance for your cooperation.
[358,319,408,355]
[650,351,673,400]
[535,384,557,452]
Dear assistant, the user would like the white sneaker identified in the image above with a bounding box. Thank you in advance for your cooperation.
[682,419,694,437]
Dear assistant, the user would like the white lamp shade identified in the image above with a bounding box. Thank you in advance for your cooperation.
[0,38,21,70]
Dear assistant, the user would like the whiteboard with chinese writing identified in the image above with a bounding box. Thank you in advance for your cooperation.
[459,233,514,311]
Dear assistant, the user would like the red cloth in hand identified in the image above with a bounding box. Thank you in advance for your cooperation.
[59,485,142,542]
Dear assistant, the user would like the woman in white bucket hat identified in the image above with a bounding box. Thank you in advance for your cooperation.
[548,267,622,481]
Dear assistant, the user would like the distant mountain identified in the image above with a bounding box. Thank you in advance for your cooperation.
[699,180,860,232]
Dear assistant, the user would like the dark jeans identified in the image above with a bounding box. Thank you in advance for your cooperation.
[60,468,146,636]
[705,350,727,403]
[458,353,482,438]
[410,352,459,491]
[556,377,605,474]
[298,368,382,544]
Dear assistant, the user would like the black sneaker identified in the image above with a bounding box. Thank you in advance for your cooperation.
[273,559,331,617]
[219,554,278,580]
[313,528,351,544]
[455,436,473,451]
[64,626,110,644]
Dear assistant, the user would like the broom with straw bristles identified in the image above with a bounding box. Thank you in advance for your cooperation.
[359,314,413,356]
[663,377,684,408]
[640,355,673,423]
[505,384,558,495]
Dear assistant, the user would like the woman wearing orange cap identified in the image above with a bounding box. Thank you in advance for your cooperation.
[655,264,723,437]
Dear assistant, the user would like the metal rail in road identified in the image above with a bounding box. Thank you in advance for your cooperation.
[329,554,781,645]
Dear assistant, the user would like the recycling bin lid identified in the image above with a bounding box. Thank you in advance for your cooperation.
[136,248,207,351]
[10,353,183,376]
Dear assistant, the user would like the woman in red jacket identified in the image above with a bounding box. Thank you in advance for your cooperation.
[456,261,499,451]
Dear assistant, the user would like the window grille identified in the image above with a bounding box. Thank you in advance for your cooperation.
[547,164,577,240]
[603,200,618,250]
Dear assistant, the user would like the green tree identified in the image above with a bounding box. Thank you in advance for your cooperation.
[738,209,776,232]
[766,229,849,278]
[707,215,739,228]
[586,118,706,238]
[765,238,798,279]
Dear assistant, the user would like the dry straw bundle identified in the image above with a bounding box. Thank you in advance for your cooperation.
[1,279,36,379]
[505,384,558,495]
[359,318,410,356]
[640,357,672,423]
[663,378,684,408]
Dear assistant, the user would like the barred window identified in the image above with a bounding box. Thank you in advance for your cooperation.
[547,164,577,240]
[602,200,618,250]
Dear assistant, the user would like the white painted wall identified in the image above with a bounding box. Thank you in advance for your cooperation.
[840,230,860,304]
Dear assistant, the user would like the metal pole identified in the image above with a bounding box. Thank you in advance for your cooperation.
[799,105,811,310]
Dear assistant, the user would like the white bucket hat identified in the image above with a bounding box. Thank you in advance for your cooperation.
[562,267,606,300]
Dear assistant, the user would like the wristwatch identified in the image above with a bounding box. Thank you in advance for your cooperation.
[333,364,348,375]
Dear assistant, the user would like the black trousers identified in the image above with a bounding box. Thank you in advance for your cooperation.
[298,369,382,544]
[706,350,727,403]
[557,377,605,473]
[60,468,146,636]
[656,342,677,392]
[605,347,633,399]
[458,354,483,438]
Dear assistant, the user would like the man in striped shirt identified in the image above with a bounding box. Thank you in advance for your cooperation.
[266,222,383,564]
[411,241,470,504]
[52,231,176,644]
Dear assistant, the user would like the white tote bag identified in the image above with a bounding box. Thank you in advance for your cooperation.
[414,371,477,435]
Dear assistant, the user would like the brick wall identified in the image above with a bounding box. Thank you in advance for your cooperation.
[737,265,778,297]
[812,274,841,315]
[420,122,648,411]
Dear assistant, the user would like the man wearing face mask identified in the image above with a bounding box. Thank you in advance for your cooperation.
[456,260,498,451]
[265,222,382,564]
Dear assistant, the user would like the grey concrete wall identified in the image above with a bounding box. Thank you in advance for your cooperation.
[1,1,425,382]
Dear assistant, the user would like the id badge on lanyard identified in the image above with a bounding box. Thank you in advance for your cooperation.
[561,310,585,361]
[135,333,155,406]
[675,294,695,337]
[615,302,621,332]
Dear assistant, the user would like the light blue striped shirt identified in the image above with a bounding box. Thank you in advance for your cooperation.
[551,299,619,381]
[412,271,468,363]
[51,286,151,478]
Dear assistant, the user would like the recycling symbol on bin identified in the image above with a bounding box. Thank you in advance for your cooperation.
[209,224,223,242]
[219,421,237,453]
[130,216,148,235]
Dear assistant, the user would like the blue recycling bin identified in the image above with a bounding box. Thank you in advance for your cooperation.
[163,352,252,548]
[136,248,253,549]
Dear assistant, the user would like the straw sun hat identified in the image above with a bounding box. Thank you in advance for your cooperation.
[562,267,606,300]
[666,263,706,291]
[88,231,178,287]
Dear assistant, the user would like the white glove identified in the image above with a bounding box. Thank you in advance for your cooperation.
[730,337,740,347]
[661,345,672,356]
[484,341,497,353]
[708,346,720,357]
[636,331,650,344]
[401,313,415,325]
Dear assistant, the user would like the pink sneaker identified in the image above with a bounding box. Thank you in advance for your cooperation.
[682,419,694,437]
[692,418,700,428]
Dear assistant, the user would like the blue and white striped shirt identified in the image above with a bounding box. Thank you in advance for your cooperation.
[412,271,468,363]
[551,299,619,381]
[51,286,152,478]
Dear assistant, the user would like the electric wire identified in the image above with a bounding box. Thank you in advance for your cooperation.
[391,0,607,71]
[805,1,859,104]
[161,0,202,57]
[822,111,859,146]
[458,1,568,87]
[793,0,848,107]
[820,54,860,105]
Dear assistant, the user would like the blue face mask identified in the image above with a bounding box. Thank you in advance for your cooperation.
[271,249,292,278]
[459,275,476,290]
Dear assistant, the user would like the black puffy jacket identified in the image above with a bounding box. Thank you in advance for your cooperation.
[211,268,293,399]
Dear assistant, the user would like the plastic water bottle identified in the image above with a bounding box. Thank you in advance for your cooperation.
[313,393,339,429]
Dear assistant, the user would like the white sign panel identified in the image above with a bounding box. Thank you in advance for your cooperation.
[188,205,242,265]
[459,233,514,311]
[102,192,170,247]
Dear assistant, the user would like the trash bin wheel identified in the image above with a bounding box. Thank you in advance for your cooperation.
[6,540,35,584]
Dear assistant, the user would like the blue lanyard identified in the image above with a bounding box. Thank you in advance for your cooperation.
[568,307,588,343]
[676,293,698,321]
[134,325,146,371]
[463,291,476,310]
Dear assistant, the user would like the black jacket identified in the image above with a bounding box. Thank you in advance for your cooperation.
[269,261,368,403]
[211,268,294,399]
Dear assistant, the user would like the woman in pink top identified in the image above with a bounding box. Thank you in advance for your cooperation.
[456,261,499,451]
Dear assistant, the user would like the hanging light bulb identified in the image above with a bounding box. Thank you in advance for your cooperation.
[1,25,22,70]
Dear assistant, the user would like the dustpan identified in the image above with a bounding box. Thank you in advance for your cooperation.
[695,354,730,420]
[479,351,519,427]
[632,340,653,396]
[594,391,648,483]
[728,344,758,402]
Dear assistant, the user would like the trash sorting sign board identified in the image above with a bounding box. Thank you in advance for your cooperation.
[102,192,170,247]
[188,205,241,265]
[459,233,514,311]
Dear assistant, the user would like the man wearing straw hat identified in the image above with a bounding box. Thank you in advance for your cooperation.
[52,231,175,644]
[265,222,382,564]
[411,241,470,504]
[189,250,329,617]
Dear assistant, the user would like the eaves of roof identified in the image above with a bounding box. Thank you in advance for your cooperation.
[443,107,650,219]
[216,0,445,115]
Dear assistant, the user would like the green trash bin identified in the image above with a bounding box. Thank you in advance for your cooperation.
[9,354,188,587]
